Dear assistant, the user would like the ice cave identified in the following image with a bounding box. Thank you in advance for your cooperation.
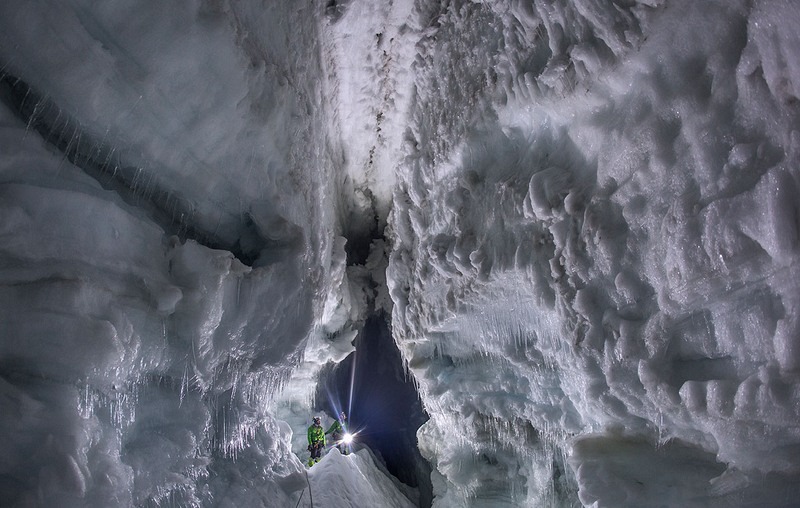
[1,0,800,506]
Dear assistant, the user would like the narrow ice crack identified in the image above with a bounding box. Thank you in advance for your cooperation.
[0,71,262,265]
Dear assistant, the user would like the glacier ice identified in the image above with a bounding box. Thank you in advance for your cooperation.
[1,0,800,507]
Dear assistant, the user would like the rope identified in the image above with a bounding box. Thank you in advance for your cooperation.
[294,489,305,508]
[304,467,314,508]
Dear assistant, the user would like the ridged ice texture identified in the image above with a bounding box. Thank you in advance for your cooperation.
[2,0,800,506]
[388,0,800,506]
[0,1,344,506]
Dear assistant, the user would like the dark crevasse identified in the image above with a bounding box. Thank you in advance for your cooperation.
[316,314,433,507]
[0,72,286,267]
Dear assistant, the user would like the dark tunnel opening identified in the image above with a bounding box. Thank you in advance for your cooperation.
[316,314,433,507]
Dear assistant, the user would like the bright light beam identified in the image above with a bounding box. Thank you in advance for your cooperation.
[342,432,353,444]
[348,350,357,417]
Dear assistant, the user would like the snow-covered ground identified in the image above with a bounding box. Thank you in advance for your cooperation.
[1,0,799,507]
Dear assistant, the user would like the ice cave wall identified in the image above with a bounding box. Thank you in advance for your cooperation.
[1,0,800,507]
[387,0,800,506]
[0,1,355,506]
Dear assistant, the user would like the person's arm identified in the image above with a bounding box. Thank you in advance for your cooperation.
[308,426,313,445]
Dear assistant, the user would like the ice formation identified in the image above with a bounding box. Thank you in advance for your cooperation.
[1,0,799,507]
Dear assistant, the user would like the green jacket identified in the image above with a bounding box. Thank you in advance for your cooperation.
[308,424,325,446]
[325,420,343,436]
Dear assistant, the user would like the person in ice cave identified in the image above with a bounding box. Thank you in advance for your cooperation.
[325,412,349,455]
[307,416,326,467]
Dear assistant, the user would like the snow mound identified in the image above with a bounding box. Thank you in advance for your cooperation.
[306,448,418,508]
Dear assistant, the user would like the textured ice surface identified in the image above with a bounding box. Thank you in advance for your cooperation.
[307,447,418,508]
[1,0,800,507]
[388,0,800,506]
[0,1,360,506]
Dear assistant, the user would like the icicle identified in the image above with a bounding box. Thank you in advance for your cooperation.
[180,363,189,407]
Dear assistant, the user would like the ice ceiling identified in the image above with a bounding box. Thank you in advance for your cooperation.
[1,0,800,507]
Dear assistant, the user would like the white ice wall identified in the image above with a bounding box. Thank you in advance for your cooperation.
[388,0,800,506]
[0,1,366,506]
[2,0,800,507]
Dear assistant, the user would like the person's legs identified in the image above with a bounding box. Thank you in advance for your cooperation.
[307,443,321,466]
[333,432,350,454]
